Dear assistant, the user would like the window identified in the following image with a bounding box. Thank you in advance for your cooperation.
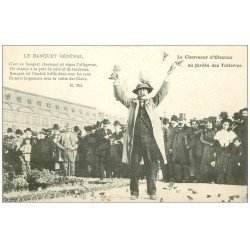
[20,115,25,123]
[42,117,46,126]
[26,115,30,124]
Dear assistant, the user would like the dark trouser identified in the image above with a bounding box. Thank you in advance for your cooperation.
[130,135,160,196]
[96,155,107,179]
[113,162,122,178]
[62,149,76,176]
[174,164,190,182]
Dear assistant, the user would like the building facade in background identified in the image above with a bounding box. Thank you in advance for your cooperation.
[3,87,125,133]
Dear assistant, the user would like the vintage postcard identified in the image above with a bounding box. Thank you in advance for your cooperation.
[2,45,248,202]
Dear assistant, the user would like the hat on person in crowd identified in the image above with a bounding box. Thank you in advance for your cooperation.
[91,124,97,130]
[233,112,241,120]
[113,120,122,127]
[132,72,153,94]
[15,129,23,135]
[179,113,186,121]
[38,130,46,135]
[162,118,169,125]
[219,111,228,119]
[7,128,13,133]
[171,115,179,122]
[52,124,60,130]
[73,126,80,133]
[24,127,32,133]
[84,125,92,132]
[103,119,110,125]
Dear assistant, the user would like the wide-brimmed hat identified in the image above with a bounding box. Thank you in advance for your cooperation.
[132,83,153,94]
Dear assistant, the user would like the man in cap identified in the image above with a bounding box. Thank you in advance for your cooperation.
[30,130,47,170]
[172,113,191,182]
[77,125,97,177]
[109,120,124,178]
[112,64,177,200]
[95,119,112,179]
[164,115,179,181]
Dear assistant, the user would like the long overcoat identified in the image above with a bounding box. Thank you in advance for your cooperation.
[113,80,169,164]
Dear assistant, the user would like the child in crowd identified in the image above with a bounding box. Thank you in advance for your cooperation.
[227,137,244,185]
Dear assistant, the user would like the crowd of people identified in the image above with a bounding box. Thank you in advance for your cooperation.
[3,107,248,185]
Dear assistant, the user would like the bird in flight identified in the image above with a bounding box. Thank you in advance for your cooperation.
[163,52,169,61]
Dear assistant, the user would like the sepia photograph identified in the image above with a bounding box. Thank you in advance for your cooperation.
[2,45,248,202]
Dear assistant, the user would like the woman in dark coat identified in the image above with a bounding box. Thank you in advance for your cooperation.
[200,118,216,183]
[188,119,203,182]
[30,131,47,170]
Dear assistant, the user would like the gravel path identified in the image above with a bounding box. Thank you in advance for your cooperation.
[36,180,248,203]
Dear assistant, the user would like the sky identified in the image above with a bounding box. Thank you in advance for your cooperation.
[3,46,247,120]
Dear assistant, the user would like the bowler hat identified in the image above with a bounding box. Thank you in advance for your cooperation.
[52,124,60,130]
[7,128,13,133]
[219,111,228,118]
[73,126,80,132]
[162,118,169,125]
[24,127,32,132]
[15,129,23,135]
[103,119,110,125]
[113,120,122,127]
[84,125,92,132]
[171,115,179,122]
